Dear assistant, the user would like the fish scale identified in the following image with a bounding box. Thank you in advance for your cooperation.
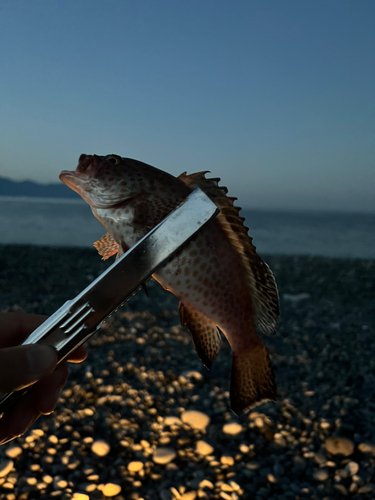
[60,154,280,414]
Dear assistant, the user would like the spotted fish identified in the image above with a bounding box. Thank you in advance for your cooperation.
[60,154,280,414]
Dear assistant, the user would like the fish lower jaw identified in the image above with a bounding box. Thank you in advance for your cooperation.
[59,171,92,194]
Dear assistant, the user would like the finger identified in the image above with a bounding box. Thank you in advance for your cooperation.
[0,363,69,444]
[67,345,88,363]
[0,313,48,347]
[0,389,42,445]
[34,362,69,415]
[0,344,57,392]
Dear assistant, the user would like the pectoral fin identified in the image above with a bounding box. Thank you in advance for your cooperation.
[94,233,119,260]
[230,342,277,415]
[179,302,222,369]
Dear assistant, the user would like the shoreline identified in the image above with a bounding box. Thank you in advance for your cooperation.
[0,245,374,499]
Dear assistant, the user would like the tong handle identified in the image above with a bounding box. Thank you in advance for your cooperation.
[0,188,219,416]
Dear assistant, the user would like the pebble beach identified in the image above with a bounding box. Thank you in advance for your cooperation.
[0,245,374,500]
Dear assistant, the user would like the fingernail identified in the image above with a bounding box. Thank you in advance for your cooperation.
[25,345,57,377]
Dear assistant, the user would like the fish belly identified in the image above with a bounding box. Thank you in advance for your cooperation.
[154,219,254,350]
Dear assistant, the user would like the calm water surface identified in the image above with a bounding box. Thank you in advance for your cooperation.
[0,197,374,259]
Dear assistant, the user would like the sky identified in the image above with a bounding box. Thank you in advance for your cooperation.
[0,1,374,212]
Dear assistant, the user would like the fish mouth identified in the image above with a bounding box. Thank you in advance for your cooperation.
[59,170,94,205]
[59,170,135,209]
[59,170,91,191]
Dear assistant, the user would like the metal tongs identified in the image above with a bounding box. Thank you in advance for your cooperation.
[0,189,218,414]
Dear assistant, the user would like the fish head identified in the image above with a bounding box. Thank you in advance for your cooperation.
[60,154,173,209]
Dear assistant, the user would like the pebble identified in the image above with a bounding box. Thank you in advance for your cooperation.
[221,483,233,492]
[0,461,14,478]
[127,461,144,472]
[181,410,210,431]
[334,484,348,496]
[180,492,197,500]
[160,490,172,500]
[91,440,111,457]
[100,483,122,497]
[53,476,68,489]
[2,483,13,490]
[222,422,243,435]
[195,440,214,456]
[267,473,277,483]
[220,455,234,466]
[5,447,22,459]
[345,461,359,476]
[325,437,354,457]
[219,492,232,500]
[358,442,375,455]
[313,469,329,481]
[164,416,182,427]
[200,480,214,489]
[358,484,375,493]
[153,447,177,465]
[72,494,90,500]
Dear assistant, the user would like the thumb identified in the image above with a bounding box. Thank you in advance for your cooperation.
[0,344,57,393]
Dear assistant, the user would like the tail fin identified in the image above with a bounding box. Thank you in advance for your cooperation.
[230,342,277,415]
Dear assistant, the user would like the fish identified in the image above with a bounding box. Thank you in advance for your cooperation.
[60,154,280,414]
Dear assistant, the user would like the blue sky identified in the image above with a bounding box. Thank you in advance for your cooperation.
[1,1,374,212]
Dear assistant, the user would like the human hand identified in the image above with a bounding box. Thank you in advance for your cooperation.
[0,312,87,445]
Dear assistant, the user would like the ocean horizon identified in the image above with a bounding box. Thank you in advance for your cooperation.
[0,196,374,259]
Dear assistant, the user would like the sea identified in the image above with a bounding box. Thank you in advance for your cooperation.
[0,196,374,259]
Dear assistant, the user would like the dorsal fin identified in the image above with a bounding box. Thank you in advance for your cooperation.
[178,171,280,334]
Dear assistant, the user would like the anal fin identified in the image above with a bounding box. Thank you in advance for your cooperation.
[179,302,222,369]
[94,233,119,260]
[230,342,277,415]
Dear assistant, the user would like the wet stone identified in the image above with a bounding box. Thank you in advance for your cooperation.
[91,440,111,457]
[195,440,214,456]
[222,422,243,435]
[72,494,90,500]
[334,484,348,496]
[153,447,177,465]
[220,455,234,466]
[358,484,375,494]
[200,480,214,489]
[164,416,182,427]
[0,461,14,478]
[325,437,354,457]
[313,469,329,481]
[53,476,68,489]
[181,410,210,431]
[358,442,375,456]
[5,447,22,459]
[127,461,144,472]
[345,461,359,476]
[99,483,122,497]
[180,492,197,500]
[160,490,172,500]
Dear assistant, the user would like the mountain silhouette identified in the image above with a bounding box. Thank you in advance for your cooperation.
[0,176,80,199]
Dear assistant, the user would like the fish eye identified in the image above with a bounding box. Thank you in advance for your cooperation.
[106,155,120,165]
